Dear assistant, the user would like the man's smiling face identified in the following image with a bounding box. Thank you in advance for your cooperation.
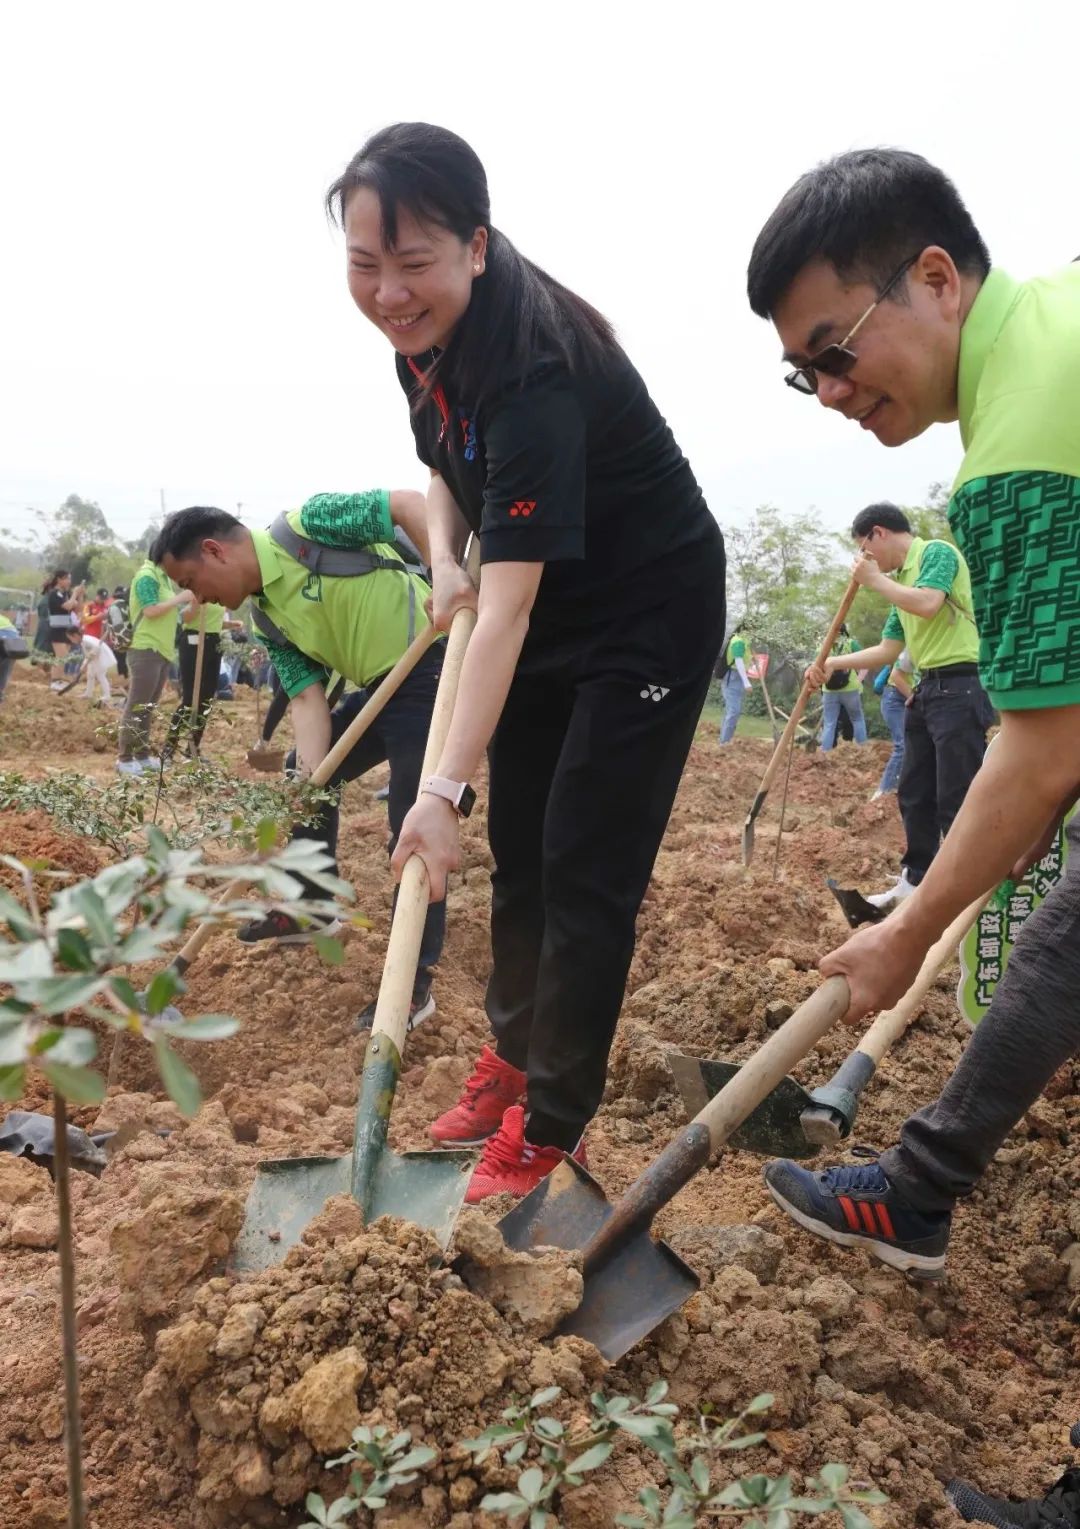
[771,252,964,447]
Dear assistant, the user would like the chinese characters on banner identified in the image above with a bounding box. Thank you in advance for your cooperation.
[958,813,1074,1024]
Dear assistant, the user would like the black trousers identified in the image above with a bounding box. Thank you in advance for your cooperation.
[883,816,1080,1212]
[291,645,445,978]
[898,667,995,885]
[487,549,726,1149]
[166,631,222,753]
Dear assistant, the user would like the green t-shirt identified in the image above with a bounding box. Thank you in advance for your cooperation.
[726,634,749,674]
[129,561,179,660]
[253,491,434,698]
[880,537,978,671]
[948,265,1080,711]
[180,602,226,641]
[829,636,862,693]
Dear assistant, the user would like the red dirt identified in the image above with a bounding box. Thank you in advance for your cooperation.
[1,665,1077,1528]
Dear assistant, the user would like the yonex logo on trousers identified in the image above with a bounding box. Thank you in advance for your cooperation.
[640,685,670,702]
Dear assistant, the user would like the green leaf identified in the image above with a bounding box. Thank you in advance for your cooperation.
[0,1064,26,1100]
[313,934,345,966]
[534,1417,563,1440]
[479,1493,527,1513]
[566,1442,612,1475]
[0,1018,32,1068]
[56,927,94,972]
[517,1468,545,1505]
[690,1455,711,1493]
[70,884,114,948]
[40,1061,107,1104]
[145,968,181,1016]
[727,1431,768,1450]
[160,1012,239,1041]
[256,817,279,854]
[392,1446,436,1473]
[0,886,38,940]
[39,1027,98,1067]
[529,1511,551,1529]
[25,974,105,1016]
[645,1380,669,1405]
[505,1439,528,1466]
[0,939,53,982]
[109,975,140,1010]
[153,1036,203,1117]
[745,1392,774,1414]
[839,1509,876,1529]
[817,1463,848,1493]
[530,1386,562,1408]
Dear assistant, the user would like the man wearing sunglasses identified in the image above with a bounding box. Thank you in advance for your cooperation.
[741,150,1080,1306]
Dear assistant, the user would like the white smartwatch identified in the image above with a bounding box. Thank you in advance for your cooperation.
[420,775,477,818]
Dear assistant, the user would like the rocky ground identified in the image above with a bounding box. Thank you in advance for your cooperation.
[1,664,1077,1528]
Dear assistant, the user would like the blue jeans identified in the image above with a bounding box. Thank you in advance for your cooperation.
[878,683,908,792]
[291,645,445,978]
[821,689,867,750]
[719,669,747,743]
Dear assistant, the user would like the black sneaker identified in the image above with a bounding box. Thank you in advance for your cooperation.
[237,909,343,945]
[947,1467,1080,1526]
[763,1157,951,1279]
[355,977,436,1034]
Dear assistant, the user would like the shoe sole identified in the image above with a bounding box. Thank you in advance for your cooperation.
[429,1090,528,1151]
[766,1180,946,1280]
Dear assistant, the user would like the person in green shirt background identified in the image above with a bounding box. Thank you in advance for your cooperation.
[808,503,993,910]
[164,599,243,758]
[718,623,753,743]
[116,559,193,775]
[151,489,445,1031]
[820,623,867,749]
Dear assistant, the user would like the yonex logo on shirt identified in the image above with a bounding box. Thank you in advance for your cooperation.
[509,501,536,518]
[640,684,670,702]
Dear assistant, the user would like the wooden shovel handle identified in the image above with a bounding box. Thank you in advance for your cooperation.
[171,606,445,971]
[367,542,480,1055]
[751,578,859,802]
[854,891,992,1064]
[190,606,208,749]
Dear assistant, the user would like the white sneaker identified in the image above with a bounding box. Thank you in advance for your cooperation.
[139,756,163,771]
[116,759,143,777]
[50,681,66,692]
[865,870,917,910]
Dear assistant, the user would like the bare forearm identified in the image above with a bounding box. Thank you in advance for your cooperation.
[389,489,431,565]
[290,686,332,778]
[885,583,945,619]
[435,609,529,782]
[427,473,470,571]
[896,709,1080,944]
[830,640,899,672]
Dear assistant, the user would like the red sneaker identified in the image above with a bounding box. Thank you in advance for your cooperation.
[428,1045,527,1148]
[464,1105,587,1204]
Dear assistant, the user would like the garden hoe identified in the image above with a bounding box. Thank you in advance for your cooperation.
[232,551,479,1273]
[666,893,988,1157]
[488,975,850,1361]
[740,577,858,866]
[246,672,286,773]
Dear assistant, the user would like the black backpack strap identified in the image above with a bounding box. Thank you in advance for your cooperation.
[268,513,405,577]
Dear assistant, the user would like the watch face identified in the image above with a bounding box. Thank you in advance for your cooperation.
[459,784,477,819]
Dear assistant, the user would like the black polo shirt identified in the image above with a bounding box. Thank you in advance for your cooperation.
[396,345,721,633]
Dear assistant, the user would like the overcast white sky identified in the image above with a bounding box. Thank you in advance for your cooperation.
[2,1,1077,547]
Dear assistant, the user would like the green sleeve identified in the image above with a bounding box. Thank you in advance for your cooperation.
[730,638,747,659]
[882,607,904,642]
[134,573,160,606]
[298,491,393,548]
[265,639,330,700]
[914,540,960,593]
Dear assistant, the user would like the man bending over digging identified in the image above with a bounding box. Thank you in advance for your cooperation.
[152,492,444,1033]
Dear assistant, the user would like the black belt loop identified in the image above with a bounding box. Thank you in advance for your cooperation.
[921,662,980,678]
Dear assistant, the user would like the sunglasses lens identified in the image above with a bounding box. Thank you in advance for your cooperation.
[811,345,857,380]
[785,369,817,395]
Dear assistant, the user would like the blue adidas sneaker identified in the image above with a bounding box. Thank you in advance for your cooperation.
[763,1158,950,1279]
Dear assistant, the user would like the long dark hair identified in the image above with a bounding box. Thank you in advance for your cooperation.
[41,568,69,594]
[326,122,617,405]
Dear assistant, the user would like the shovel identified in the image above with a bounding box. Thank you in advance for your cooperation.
[667,893,989,1157]
[232,556,479,1273]
[490,976,849,1361]
[189,606,207,756]
[741,578,858,866]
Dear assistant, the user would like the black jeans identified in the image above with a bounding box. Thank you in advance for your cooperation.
[883,817,1080,1213]
[898,666,995,885]
[487,548,726,1150]
[166,631,222,753]
[291,645,445,979]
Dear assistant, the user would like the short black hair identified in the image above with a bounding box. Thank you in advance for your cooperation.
[851,502,911,538]
[747,148,990,318]
[150,506,243,564]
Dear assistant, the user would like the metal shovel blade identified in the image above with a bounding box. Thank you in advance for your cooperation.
[246,744,285,773]
[826,877,886,929]
[495,1157,699,1362]
[666,1053,817,1159]
[231,1146,474,1274]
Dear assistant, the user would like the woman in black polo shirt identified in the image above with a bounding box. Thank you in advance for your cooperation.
[327,123,725,1202]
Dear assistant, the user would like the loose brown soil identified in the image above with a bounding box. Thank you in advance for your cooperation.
[0,664,1077,1529]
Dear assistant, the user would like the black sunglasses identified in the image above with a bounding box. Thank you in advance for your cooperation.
[785,256,919,396]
